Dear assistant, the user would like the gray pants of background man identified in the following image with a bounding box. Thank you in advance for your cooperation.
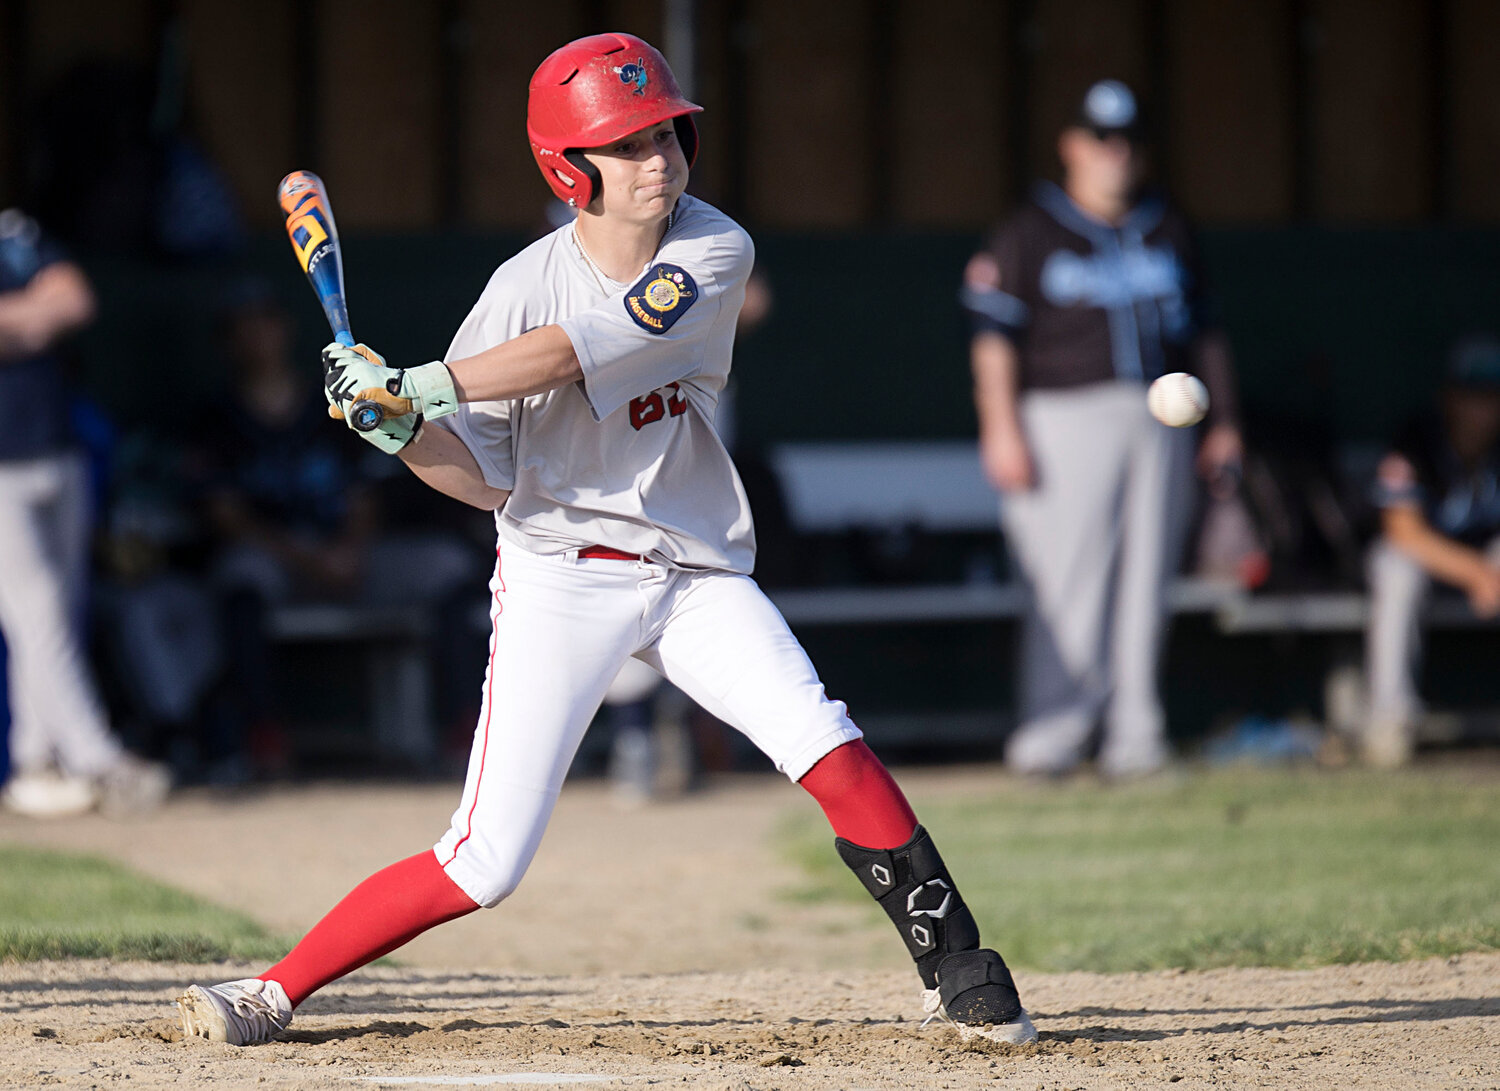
[0,451,123,778]
[1000,381,1195,776]
[1364,535,1500,756]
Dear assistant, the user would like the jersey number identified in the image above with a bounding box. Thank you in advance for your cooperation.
[629,382,687,431]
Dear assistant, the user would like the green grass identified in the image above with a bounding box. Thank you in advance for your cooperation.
[780,765,1500,973]
[0,845,291,962]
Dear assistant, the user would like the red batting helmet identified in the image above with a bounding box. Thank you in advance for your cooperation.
[527,32,702,208]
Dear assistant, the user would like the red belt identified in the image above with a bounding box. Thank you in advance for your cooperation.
[578,544,652,562]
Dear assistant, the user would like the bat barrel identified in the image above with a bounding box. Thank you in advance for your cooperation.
[278,170,352,345]
[279,170,377,428]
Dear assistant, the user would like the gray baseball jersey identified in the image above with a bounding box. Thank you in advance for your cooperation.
[436,195,756,572]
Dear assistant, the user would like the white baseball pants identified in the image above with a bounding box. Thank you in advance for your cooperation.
[1365,534,1500,729]
[0,452,124,777]
[434,542,862,907]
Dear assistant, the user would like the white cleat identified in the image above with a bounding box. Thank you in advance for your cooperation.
[97,755,172,817]
[1,771,98,818]
[177,978,293,1045]
[922,988,1039,1045]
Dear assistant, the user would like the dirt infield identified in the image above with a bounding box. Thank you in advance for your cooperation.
[2,770,1498,1089]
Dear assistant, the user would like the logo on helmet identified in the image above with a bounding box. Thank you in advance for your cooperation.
[613,57,649,94]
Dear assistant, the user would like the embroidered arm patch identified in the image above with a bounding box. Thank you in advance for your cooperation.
[625,263,698,334]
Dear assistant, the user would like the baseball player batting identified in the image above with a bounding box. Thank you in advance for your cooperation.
[176,32,1035,1048]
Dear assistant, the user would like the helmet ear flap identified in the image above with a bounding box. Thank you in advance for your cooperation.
[562,150,601,207]
[673,115,699,167]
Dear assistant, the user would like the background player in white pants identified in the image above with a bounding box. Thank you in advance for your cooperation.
[0,207,170,817]
[1364,335,1500,767]
[178,33,1034,1048]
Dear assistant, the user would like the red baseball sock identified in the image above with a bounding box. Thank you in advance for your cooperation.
[798,739,918,849]
[261,850,479,1007]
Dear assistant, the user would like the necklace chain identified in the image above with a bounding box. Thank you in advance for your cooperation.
[571,226,613,295]
[571,208,676,295]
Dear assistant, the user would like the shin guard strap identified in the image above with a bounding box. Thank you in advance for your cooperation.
[835,825,981,988]
[936,948,1023,1026]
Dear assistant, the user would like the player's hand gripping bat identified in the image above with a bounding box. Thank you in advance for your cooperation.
[276,171,412,431]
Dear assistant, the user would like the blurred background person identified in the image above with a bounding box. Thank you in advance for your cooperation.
[189,282,380,778]
[1363,334,1500,767]
[598,657,690,806]
[0,206,170,816]
[961,80,1242,779]
[176,282,484,779]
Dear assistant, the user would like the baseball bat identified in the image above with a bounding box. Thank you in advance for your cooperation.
[275,170,388,432]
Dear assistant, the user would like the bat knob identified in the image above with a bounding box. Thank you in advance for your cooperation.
[350,398,385,432]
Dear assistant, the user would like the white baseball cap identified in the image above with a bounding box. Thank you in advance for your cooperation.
[1074,79,1144,140]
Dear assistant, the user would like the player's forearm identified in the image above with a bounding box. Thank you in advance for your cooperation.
[970,332,1025,437]
[447,325,583,404]
[398,423,511,510]
[1383,507,1492,590]
[0,295,42,355]
[0,263,96,359]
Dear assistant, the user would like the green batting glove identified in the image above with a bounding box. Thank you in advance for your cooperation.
[323,388,421,454]
[357,408,422,454]
[388,359,459,421]
[321,342,421,454]
[322,343,458,424]
[322,341,395,416]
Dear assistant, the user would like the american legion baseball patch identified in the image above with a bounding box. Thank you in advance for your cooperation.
[625,264,697,334]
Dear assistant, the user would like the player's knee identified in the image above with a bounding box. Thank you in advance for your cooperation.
[458,865,527,909]
[436,841,536,908]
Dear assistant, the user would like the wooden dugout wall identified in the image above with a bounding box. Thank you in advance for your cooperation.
[3,0,1500,231]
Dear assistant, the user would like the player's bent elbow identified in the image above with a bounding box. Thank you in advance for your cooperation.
[441,478,509,511]
[469,487,510,512]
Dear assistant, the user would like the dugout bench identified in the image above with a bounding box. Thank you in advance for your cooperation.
[761,441,1500,749]
[266,602,436,766]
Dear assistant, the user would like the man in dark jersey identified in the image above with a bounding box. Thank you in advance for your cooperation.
[0,208,170,815]
[1365,335,1500,766]
[962,80,1241,778]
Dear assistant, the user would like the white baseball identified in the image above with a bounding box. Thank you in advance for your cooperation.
[1147,372,1210,427]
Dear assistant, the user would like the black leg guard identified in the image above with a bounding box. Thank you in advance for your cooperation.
[836,826,1023,1027]
[835,825,982,988]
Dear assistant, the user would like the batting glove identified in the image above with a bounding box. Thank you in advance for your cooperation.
[323,341,394,414]
[321,342,458,424]
[321,342,422,454]
[353,406,422,454]
[391,360,459,421]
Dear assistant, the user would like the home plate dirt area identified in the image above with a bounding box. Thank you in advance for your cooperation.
[4,955,1498,1089]
[2,773,1498,1088]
